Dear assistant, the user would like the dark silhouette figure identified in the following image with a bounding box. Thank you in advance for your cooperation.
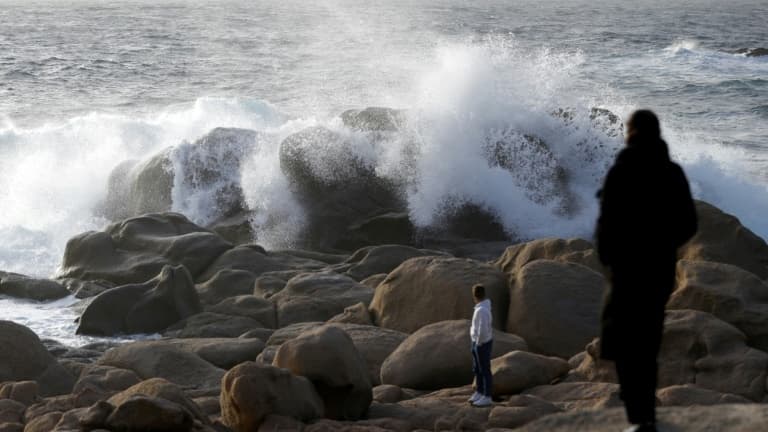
[596,110,698,431]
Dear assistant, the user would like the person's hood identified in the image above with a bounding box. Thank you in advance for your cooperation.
[474,298,492,311]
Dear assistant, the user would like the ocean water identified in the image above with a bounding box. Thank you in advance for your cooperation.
[0,0,766,344]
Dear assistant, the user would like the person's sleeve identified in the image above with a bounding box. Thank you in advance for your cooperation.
[483,310,493,342]
[596,165,623,266]
[471,310,480,342]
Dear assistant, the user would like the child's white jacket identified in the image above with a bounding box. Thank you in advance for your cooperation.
[471,299,493,344]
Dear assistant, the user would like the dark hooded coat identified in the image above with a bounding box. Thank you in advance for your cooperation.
[596,138,697,360]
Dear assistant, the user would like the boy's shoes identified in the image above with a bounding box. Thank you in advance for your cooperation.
[471,395,493,407]
[467,392,482,403]
[623,422,657,432]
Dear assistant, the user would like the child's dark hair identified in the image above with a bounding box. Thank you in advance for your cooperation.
[472,284,486,299]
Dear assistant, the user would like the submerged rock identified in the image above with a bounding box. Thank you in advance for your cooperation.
[733,47,768,57]
[0,272,69,301]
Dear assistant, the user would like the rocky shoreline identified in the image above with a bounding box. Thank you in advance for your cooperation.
[0,197,766,431]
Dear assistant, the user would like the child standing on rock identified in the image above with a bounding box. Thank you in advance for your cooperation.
[469,284,493,407]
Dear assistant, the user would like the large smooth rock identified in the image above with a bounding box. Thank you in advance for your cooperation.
[524,382,622,411]
[343,245,444,281]
[486,395,561,429]
[507,260,604,358]
[103,127,257,222]
[657,384,751,406]
[0,321,74,397]
[107,378,206,424]
[482,128,573,212]
[220,362,323,431]
[102,151,173,221]
[279,125,405,251]
[164,311,264,338]
[571,310,768,401]
[274,325,372,420]
[669,260,768,352]
[160,338,265,370]
[58,278,114,299]
[0,272,69,301]
[490,351,571,396]
[97,341,225,390]
[196,269,257,305]
[658,310,768,401]
[516,404,768,432]
[58,213,232,285]
[680,200,768,280]
[380,320,527,390]
[105,395,193,432]
[207,295,277,329]
[77,265,202,336]
[370,257,509,333]
[272,272,374,327]
[341,107,405,132]
[327,302,373,326]
[368,394,492,431]
[195,244,289,283]
[0,399,25,424]
[494,238,602,275]
[329,324,408,386]
[266,322,324,346]
[23,411,62,432]
[73,365,141,397]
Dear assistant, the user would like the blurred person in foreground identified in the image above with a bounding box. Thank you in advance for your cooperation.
[596,109,698,432]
